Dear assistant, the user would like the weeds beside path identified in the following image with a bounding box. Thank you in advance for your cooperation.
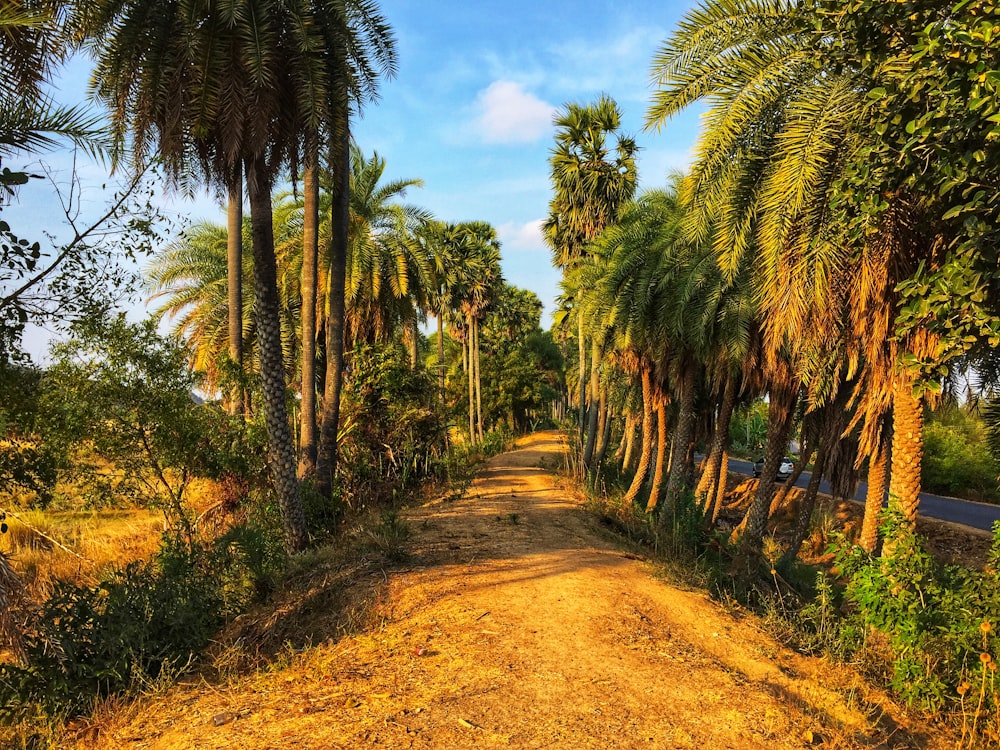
[87,430,950,749]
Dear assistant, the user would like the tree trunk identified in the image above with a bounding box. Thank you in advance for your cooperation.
[594,397,612,475]
[316,119,350,500]
[778,441,830,567]
[408,318,419,369]
[245,153,307,553]
[623,365,655,507]
[298,141,319,478]
[226,165,244,418]
[615,411,633,464]
[620,411,637,470]
[467,314,476,445]
[735,383,798,565]
[436,313,445,404]
[696,374,735,511]
[710,449,729,524]
[578,313,586,444]
[664,363,697,513]
[646,398,669,512]
[769,441,814,518]
[583,337,600,470]
[860,426,891,553]
[474,318,484,442]
[888,371,923,528]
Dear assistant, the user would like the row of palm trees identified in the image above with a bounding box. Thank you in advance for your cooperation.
[551,0,999,571]
[147,143,506,488]
[34,0,511,552]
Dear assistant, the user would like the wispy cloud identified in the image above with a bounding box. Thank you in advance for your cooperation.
[472,81,556,144]
[498,218,546,250]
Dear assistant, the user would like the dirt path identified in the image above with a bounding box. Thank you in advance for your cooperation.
[93,431,948,749]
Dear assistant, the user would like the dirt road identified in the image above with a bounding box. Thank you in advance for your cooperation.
[95,430,947,749]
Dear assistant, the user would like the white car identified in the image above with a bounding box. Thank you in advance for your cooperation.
[752,456,795,482]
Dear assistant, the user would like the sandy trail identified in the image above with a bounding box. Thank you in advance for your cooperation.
[96,430,941,749]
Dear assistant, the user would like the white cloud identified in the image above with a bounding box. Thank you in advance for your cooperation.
[497,218,546,250]
[472,81,555,144]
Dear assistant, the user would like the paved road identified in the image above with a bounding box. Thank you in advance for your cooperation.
[729,458,1000,534]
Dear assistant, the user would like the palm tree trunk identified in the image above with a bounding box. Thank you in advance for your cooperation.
[436,313,445,404]
[594,396,612,473]
[615,411,634,466]
[696,374,735,511]
[583,337,601,470]
[664,363,697,513]
[779,440,831,567]
[245,153,307,553]
[860,427,891,553]
[735,383,798,565]
[578,313,586,444]
[888,371,923,528]
[226,164,244,418]
[316,120,350,499]
[474,318,484,442]
[467,315,476,444]
[646,398,668,512]
[624,365,655,507]
[710,449,729,524]
[769,441,813,517]
[298,140,319,478]
[408,318,419,369]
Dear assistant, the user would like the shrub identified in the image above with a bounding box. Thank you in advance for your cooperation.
[338,344,447,507]
[0,528,283,723]
[835,513,1000,735]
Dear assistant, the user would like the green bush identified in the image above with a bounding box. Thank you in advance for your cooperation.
[0,528,284,723]
[339,344,447,507]
[835,513,1000,731]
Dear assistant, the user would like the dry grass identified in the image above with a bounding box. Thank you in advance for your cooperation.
[2,508,164,599]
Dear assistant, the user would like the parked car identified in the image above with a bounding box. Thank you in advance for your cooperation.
[752,455,795,482]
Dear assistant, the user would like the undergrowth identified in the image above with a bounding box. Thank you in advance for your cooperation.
[582,455,1000,747]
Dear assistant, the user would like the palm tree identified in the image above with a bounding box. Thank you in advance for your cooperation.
[1,0,105,182]
[443,222,502,443]
[342,143,429,348]
[586,189,684,508]
[414,220,456,403]
[646,0,943,562]
[545,95,637,464]
[314,4,397,495]
[146,220,254,396]
[83,0,350,551]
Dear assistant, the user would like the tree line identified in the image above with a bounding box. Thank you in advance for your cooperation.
[550,0,1000,573]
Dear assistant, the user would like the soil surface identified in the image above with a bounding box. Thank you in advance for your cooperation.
[85,431,954,749]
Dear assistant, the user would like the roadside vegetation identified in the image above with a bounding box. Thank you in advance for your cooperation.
[3,0,1000,747]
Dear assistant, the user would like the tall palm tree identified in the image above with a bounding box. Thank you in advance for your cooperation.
[545,95,637,463]
[414,220,456,403]
[314,4,397,495]
[342,143,428,348]
[81,0,348,551]
[587,188,684,508]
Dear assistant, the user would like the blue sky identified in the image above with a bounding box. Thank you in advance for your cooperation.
[10,0,704,358]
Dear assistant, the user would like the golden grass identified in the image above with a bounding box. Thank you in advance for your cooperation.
[2,509,165,599]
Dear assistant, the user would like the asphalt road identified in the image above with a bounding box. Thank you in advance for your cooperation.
[729,458,1000,534]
